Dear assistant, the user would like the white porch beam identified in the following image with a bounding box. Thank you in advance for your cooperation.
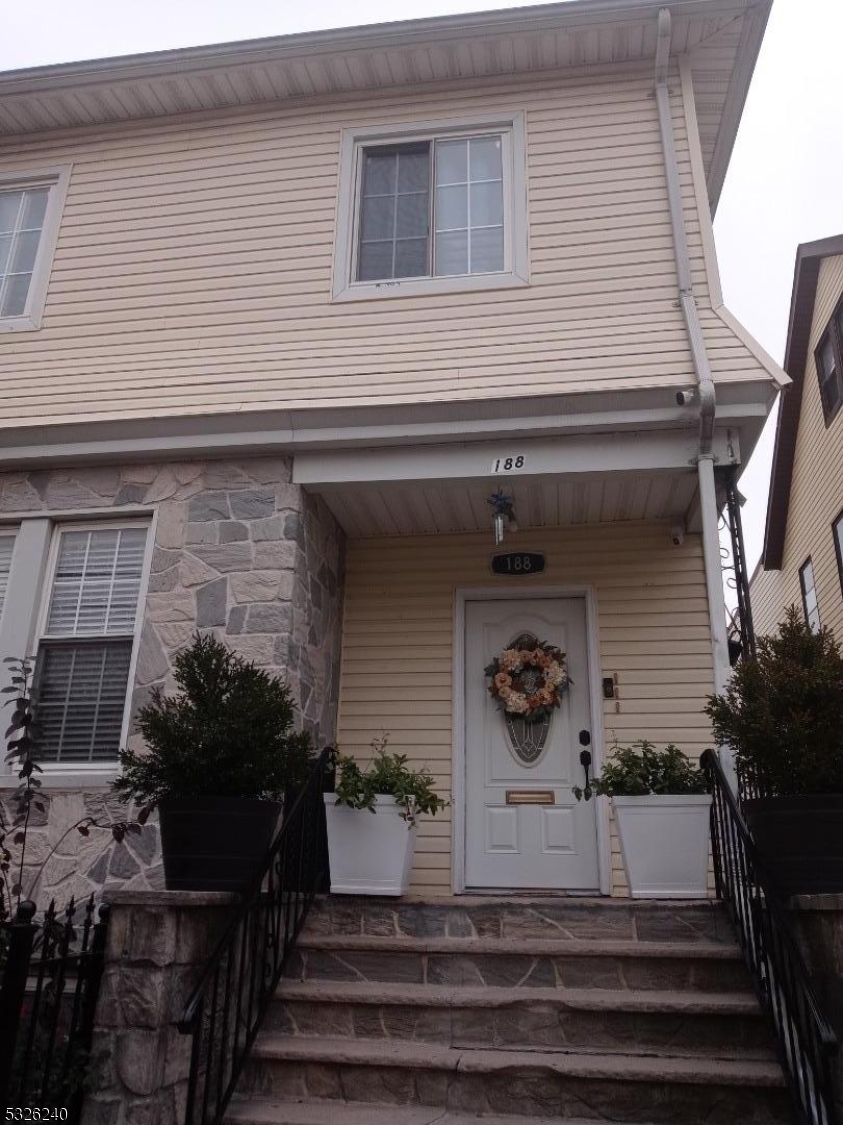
[294,430,737,488]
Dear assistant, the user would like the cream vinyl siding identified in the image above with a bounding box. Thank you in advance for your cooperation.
[336,522,715,897]
[0,65,770,429]
[753,254,843,642]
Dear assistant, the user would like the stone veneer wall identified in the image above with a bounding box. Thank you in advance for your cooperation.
[0,457,345,908]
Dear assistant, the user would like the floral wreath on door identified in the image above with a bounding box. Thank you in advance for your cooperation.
[485,637,570,725]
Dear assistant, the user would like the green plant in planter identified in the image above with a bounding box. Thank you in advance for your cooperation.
[704,606,843,796]
[573,739,709,801]
[113,633,314,808]
[333,734,448,828]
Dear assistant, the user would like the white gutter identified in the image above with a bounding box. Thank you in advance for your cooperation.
[655,8,717,455]
[654,10,733,740]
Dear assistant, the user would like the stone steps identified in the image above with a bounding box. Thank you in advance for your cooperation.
[237,1035,791,1123]
[304,895,736,944]
[286,933,752,993]
[229,896,792,1124]
[267,978,775,1058]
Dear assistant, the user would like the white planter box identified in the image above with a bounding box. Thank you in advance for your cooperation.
[324,794,416,896]
[612,794,712,899]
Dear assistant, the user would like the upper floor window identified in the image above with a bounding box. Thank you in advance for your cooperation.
[0,167,70,333]
[333,114,527,302]
[815,296,843,426]
[799,557,820,632]
[834,509,843,597]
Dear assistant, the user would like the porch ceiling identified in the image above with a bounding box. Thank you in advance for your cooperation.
[315,470,699,538]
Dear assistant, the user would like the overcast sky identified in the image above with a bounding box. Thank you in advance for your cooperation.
[3,0,842,573]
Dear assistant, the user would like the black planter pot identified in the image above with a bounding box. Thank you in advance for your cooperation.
[743,795,843,897]
[158,797,280,892]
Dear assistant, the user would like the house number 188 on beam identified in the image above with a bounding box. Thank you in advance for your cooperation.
[491,454,526,473]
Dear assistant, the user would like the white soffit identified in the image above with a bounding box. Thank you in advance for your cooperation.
[315,471,700,538]
[0,0,770,207]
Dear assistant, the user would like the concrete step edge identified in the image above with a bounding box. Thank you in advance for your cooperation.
[297,934,742,959]
[225,1100,662,1125]
[249,1035,786,1088]
[273,978,763,1015]
[308,894,724,911]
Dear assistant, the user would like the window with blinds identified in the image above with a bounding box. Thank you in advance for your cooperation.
[36,525,148,764]
[0,533,15,623]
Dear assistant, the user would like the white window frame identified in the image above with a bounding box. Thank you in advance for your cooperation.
[0,516,154,787]
[799,557,821,633]
[332,113,529,303]
[0,530,17,626]
[0,165,71,333]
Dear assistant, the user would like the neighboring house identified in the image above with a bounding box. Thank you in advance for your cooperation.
[752,235,843,641]
[0,0,785,903]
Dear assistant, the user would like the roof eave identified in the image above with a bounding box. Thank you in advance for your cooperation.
[706,0,772,215]
[0,0,753,94]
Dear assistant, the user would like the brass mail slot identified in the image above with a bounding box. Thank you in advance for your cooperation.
[506,790,555,805]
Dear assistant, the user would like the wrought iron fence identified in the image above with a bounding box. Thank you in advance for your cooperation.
[703,749,839,1125]
[0,895,110,1119]
[178,747,333,1125]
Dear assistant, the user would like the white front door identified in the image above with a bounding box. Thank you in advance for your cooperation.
[464,597,599,891]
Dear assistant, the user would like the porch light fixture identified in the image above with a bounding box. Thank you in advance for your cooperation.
[487,490,517,546]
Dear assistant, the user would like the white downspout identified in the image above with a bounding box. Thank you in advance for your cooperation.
[654,10,734,780]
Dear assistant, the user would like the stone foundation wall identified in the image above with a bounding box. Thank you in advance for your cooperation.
[0,457,345,908]
[83,889,238,1125]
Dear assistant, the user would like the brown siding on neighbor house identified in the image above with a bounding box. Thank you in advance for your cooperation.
[753,253,843,640]
[336,521,715,897]
[0,65,769,429]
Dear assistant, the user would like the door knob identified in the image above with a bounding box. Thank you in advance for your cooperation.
[579,748,592,799]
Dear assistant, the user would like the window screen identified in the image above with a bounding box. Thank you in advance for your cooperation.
[358,143,430,282]
[37,526,148,764]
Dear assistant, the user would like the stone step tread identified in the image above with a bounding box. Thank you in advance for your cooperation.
[250,1034,786,1087]
[274,978,764,1015]
[226,1101,663,1125]
[298,934,742,959]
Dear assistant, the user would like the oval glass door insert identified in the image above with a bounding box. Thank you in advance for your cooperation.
[504,632,551,767]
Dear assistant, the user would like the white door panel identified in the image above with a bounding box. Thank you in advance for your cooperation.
[464,597,599,890]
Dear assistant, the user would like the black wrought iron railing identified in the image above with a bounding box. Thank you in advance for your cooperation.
[178,747,333,1125]
[0,895,110,1119]
[703,749,839,1125]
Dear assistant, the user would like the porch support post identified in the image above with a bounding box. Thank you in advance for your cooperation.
[697,453,737,788]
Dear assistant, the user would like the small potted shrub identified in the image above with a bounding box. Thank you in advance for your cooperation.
[575,740,711,898]
[325,735,447,896]
[113,634,314,892]
[705,607,843,896]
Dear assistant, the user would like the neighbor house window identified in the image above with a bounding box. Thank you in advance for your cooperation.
[34,523,149,764]
[799,557,820,632]
[0,167,70,332]
[816,295,843,426]
[834,509,843,597]
[333,115,527,301]
[0,533,15,622]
